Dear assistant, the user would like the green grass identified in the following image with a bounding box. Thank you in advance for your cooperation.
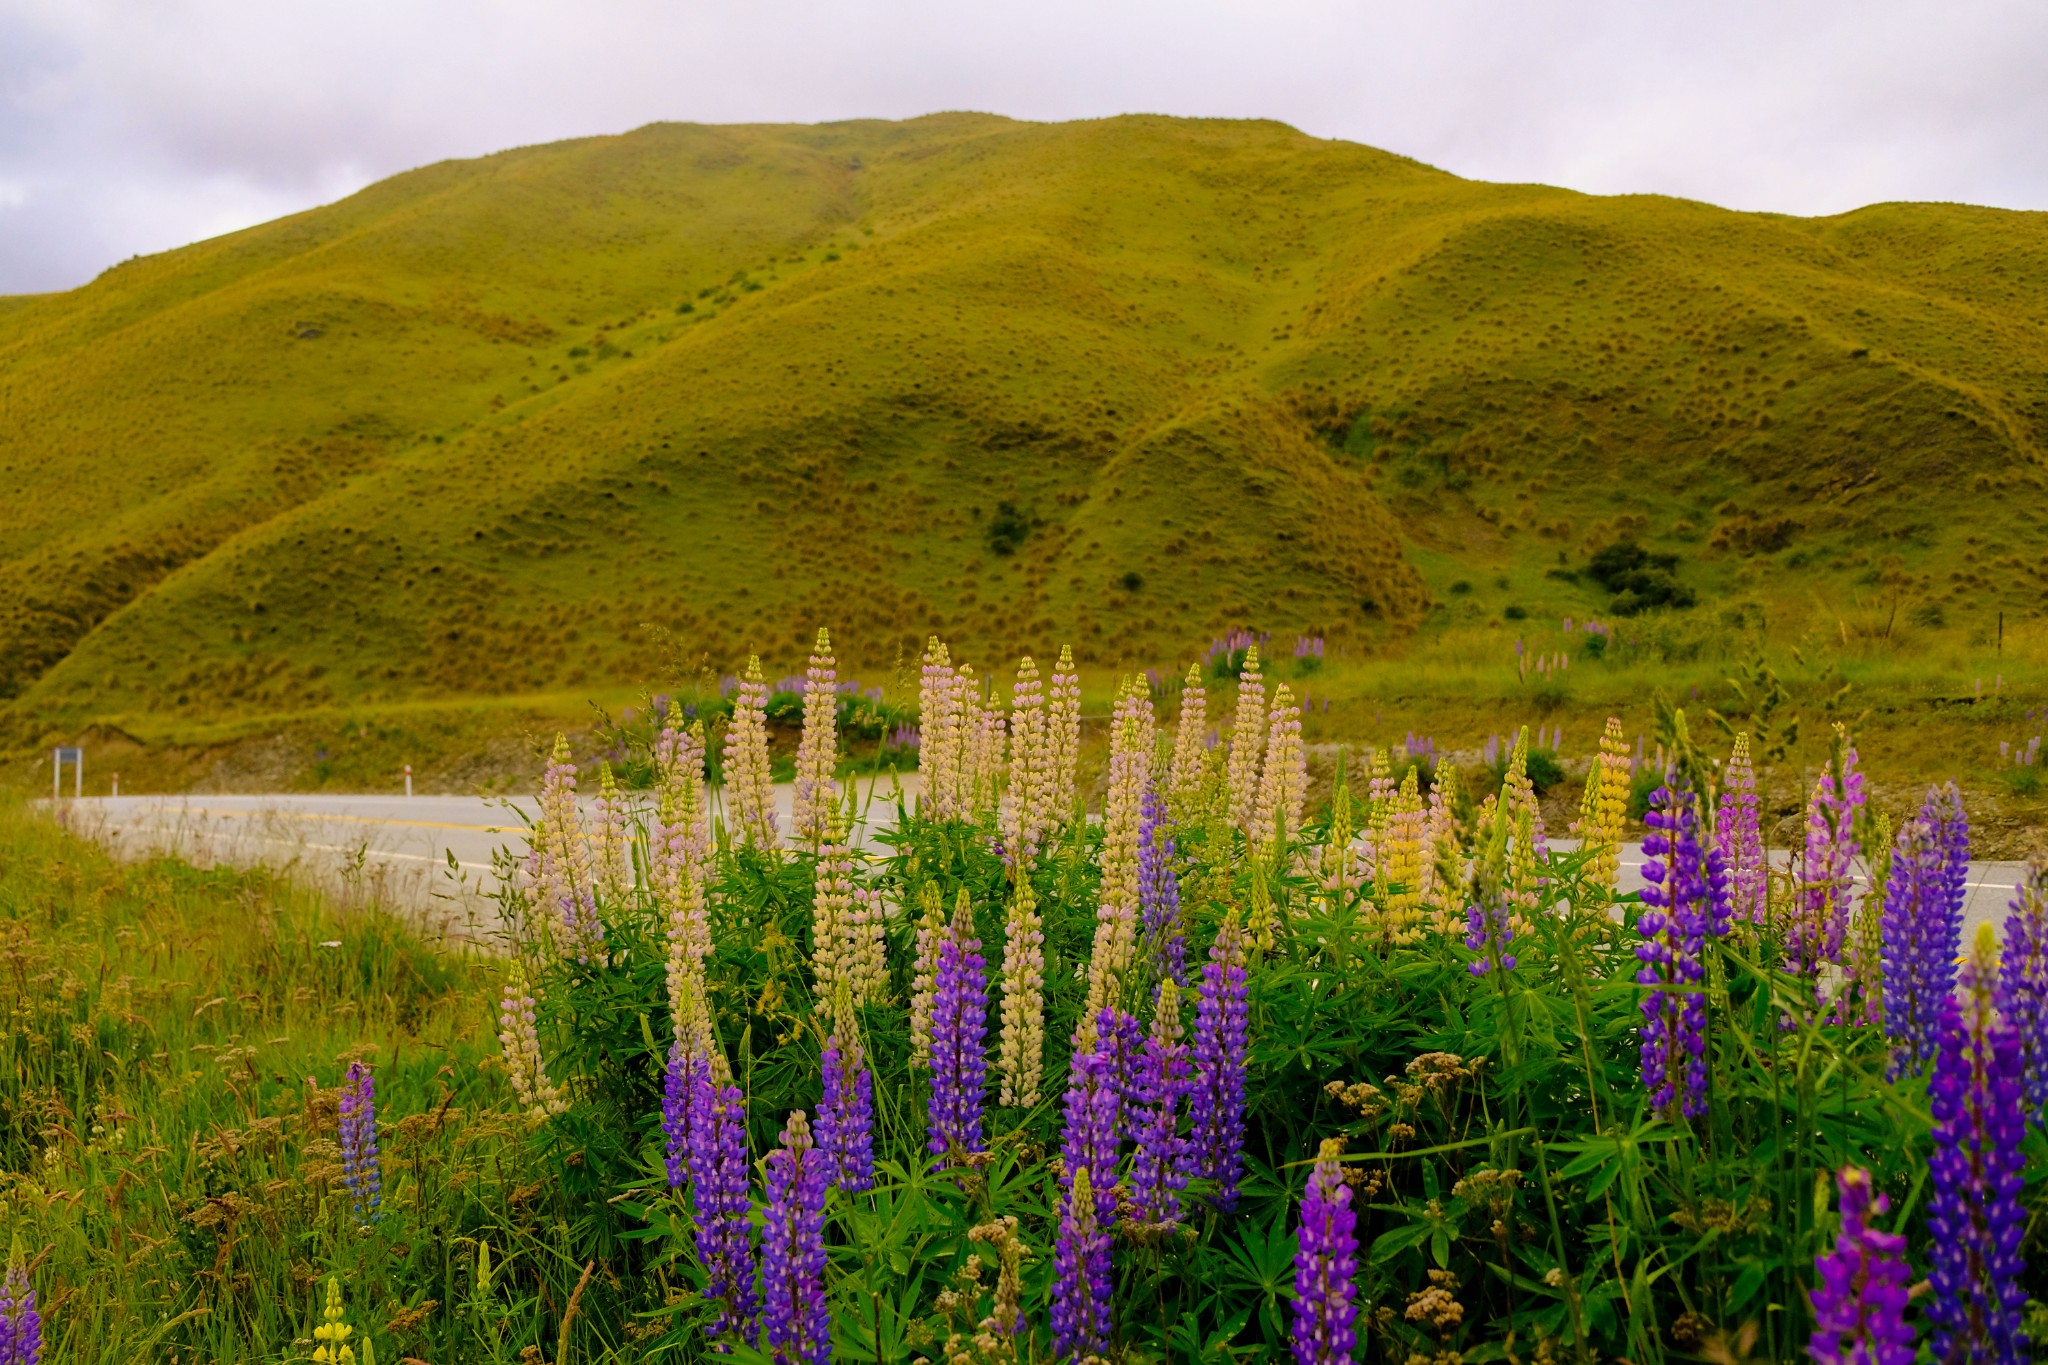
[1,113,2044,794]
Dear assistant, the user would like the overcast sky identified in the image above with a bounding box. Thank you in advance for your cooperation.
[3,0,2044,295]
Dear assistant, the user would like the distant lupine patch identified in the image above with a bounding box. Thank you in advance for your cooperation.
[338,1061,382,1223]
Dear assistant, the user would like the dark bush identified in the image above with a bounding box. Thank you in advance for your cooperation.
[986,501,1032,556]
[1587,541,1695,614]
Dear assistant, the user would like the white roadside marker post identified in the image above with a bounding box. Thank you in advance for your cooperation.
[404,763,414,798]
[112,773,119,798]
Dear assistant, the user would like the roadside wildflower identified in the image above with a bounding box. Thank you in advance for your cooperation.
[591,759,631,904]
[1168,663,1208,812]
[1052,1165,1113,1361]
[928,895,989,1160]
[1927,925,2029,1365]
[1637,776,1716,1120]
[1715,733,1766,924]
[655,722,714,1052]
[1224,645,1268,836]
[497,960,568,1120]
[1375,766,1424,937]
[311,1276,355,1364]
[1420,764,1465,932]
[1996,866,2048,1121]
[0,1245,43,1365]
[1292,1139,1359,1365]
[1465,890,1518,977]
[997,877,1047,1108]
[1808,1166,1914,1365]
[1787,732,1865,979]
[339,1060,382,1222]
[909,883,946,1069]
[791,628,839,851]
[1138,784,1186,989]
[1128,982,1192,1226]
[1048,645,1083,823]
[1881,784,1970,1076]
[920,637,961,820]
[1500,728,1549,921]
[1085,679,1153,1017]
[1576,717,1634,898]
[1061,1004,1127,1199]
[1000,655,1054,865]
[1250,682,1306,848]
[662,1040,704,1190]
[817,1029,875,1193]
[1185,916,1249,1209]
[810,819,857,1006]
[724,655,778,849]
[534,734,605,964]
[690,1059,759,1342]
[762,1111,830,1365]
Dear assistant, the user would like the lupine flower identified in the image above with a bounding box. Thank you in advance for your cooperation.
[964,667,1009,817]
[1500,728,1550,922]
[534,734,605,964]
[1881,785,1970,1076]
[655,723,714,1054]
[997,877,1048,1108]
[919,637,961,820]
[497,960,568,1120]
[1996,866,2048,1121]
[724,655,779,849]
[1184,917,1249,1209]
[1223,645,1268,835]
[1851,809,1894,1033]
[689,1060,759,1342]
[1786,734,1865,979]
[817,1031,875,1193]
[591,759,632,904]
[1419,764,1465,933]
[311,1275,355,1364]
[338,1060,382,1222]
[1808,1166,1914,1365]
[1051,1165,1113,1361]
[909,884,946,1070]
[1927,927,2029,1365]
[1168,663,1208,811]
[1292,1138,1359,1365]
[1137,785,1186,989]
[1715,733,1766,924]
[1000,655,1054,865]
[1128,982,1192,1226]
[762,1111,830,1365]
[791,628,840,851]
[1572,717,1634,900]
[928,898,989,1160]
[662,1041,705,1190]
[1250,682,1307,849]
[1085,679,1154,1017]
[1374,767,1425,939]
[1047,644,1083,822]
[810,821,857,1007]
[1061,1005,1127,1199]
[0,1255,43,1365]
[1637,776,1719,1121]
[845,881,887,1006]
[968,1216,1030,1342]
[1465,891,1518,977]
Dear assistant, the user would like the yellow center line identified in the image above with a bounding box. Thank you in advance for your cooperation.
[144,807,525,835]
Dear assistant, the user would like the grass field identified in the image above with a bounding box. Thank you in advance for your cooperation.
[2,114,2045,799]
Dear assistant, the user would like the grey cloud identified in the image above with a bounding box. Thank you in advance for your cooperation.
[2,0,2044,293]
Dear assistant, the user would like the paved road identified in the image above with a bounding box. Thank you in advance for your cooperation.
[54,789,2036,940]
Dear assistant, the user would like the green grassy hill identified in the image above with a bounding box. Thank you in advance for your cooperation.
[3,112,2045,768]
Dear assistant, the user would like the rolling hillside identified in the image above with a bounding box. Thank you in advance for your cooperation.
[3,112,2046,752]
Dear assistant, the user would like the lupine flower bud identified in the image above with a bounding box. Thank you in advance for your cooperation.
[920,636,960,820]
[591,759,631,905]
[1224,646,1268,836]
[1575,718,1634,900]
[997,877,1048,1108]
[791,628,840,851]
[497,960,568,1121]
[1808,1166,1914,1365]
[1292,1139,1359,1365]
[338,1061,382,1222]
[1926,926,2029,1365]
[725,656,779,849]
[762,1111,830,1365]
[1048,645,1082,823]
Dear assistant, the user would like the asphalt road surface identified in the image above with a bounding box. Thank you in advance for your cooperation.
[56,787,2036,941]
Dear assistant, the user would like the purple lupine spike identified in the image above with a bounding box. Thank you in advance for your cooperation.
[1995,866,2048,1122]
[661,1042,704,1191]
[1138,785,1187,988]
[1128,984,1193,1227]
[1464,892,1517,977]
[1716,738,1767,926]
[1183,918,1249,1210]
[1292,1139,1359,1365]
[338,1061,382,1222]
[762,1111,830,1365]
[1880,786,1970,1077]
[1808,1166,1914,1365]
[1636,776,1714,1120]
[0,1262,43,1365]
[1052,1165,1113,1361]
[689,1064,759,1342]
[1060,1006,1127,1197]
[1787,743,1865,979]
[1926,938,2030,1365]
[817,1033,875,1193]
[927,909,989,1162]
